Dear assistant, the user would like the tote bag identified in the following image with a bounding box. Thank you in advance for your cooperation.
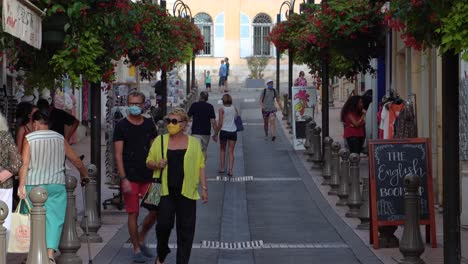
[141,135,163,210]
[234,107,244,132]
[8,199,31,253]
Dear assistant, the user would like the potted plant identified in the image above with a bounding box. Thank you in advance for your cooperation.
[245,56,269,88]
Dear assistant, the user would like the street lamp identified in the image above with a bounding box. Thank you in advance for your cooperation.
[277,0,310,99]
[173,0,193,96]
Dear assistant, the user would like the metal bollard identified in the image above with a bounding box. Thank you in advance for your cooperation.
[0,201,8,264]
[80,164,102,243]
[310,126,322,168]
[287,100,292,130]
[282,94,288,120]
[399,174,425,264]
[321,137,333,185]
[27,187,48,264]
[345,153,362,218]
[328,142,341,195]
[303,117,314,156]
[336,149,350,206]
[57,176,82,264]
[357,177,370,229]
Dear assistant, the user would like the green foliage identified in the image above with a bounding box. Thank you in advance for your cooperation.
[246,56,269,79]
[49,30,105,87]
[436,1,468,61]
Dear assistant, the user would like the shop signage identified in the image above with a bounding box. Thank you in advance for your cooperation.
[2,0,42,49]
[291,85,317,150]
[368,138,437,249]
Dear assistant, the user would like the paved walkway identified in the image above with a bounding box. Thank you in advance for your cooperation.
[7,88,468,263]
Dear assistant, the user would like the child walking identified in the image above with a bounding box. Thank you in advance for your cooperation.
[205,70,212,93]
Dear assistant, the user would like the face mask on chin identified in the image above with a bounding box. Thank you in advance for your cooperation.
[167,123,182,135]
[128,105,142,116]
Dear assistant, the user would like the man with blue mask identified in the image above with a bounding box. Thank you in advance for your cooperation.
[114,91,158,263]
[260,79,283,141]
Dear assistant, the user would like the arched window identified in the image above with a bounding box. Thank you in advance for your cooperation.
[194,13,213,56]
[252,13,272,56]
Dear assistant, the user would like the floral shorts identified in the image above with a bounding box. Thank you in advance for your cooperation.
[262,110,277,119]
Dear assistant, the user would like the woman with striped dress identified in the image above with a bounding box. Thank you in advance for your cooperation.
[17,110,89,263]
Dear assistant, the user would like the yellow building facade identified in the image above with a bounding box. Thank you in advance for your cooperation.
[166,0,313,87]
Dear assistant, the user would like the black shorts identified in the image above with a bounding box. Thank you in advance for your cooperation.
[225,76,228,81]
[206,83,211,88]
[220,130,237,142]
[219,76,226,86]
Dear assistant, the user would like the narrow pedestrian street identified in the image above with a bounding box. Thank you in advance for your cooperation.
[90,90,380,264]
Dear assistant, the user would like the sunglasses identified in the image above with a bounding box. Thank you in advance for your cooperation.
[164,118,186,125]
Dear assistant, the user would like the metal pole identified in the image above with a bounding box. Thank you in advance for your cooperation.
[276,13,281,95]
[287,8,294,99]
[321,0,329,148]
[191,55,195,90]
[186,62,190,96]
[161,71,167,116]
[90,82,101,218]
[442,50,461,264]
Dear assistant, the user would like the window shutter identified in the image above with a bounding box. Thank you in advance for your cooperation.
[213,13,225,58]
[240,13,251,58]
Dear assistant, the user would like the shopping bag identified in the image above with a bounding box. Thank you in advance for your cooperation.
[235,115,244,132]
[141,181,162,211]
[8,199,31,253]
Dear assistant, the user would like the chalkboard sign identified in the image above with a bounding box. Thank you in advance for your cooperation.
[368,138,436,249]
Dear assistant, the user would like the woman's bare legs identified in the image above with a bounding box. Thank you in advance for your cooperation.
[219,140,227,172]
[227,140,236,175]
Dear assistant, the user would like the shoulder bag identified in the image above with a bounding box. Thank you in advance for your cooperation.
[141,135,163,211]
[234,107,244,132]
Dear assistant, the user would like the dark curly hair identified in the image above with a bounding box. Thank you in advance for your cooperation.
[340,96,363,123]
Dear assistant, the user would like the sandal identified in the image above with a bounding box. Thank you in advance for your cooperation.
[218,170,225,174]
[49,257,56,264]
[227,172,233,177]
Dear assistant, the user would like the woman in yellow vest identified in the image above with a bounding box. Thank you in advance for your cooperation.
[146,108,208,264]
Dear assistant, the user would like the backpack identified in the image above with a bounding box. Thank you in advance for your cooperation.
[262,88,277,103]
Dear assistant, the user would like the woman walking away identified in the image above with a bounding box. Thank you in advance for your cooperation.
[213,94,237,176]
[341,95,366,154]
[0,112,22,239]
[17,110,89,264]
[146,108,208,264]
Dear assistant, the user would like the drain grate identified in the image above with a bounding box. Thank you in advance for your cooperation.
[122,242,349,250]
[201,240,263,250]
[207,176,302,182]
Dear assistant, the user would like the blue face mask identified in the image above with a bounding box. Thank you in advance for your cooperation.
[267,84,274,89]
[128,105,142,116]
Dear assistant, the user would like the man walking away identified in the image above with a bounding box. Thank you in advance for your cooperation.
[188,91,217,160]
[260,79,283,141]
[114,91,158,263]
[36,99,79,144]
[224,57,230,92]
[219,60,227,93]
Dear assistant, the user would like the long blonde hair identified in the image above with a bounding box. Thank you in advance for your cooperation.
[0,112,9,132]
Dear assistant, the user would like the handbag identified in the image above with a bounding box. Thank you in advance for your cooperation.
[8,199,31,253]
[235,108,244,132]
[141,135,164,210]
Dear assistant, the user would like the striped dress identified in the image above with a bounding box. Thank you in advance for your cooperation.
[25,130,66,185]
